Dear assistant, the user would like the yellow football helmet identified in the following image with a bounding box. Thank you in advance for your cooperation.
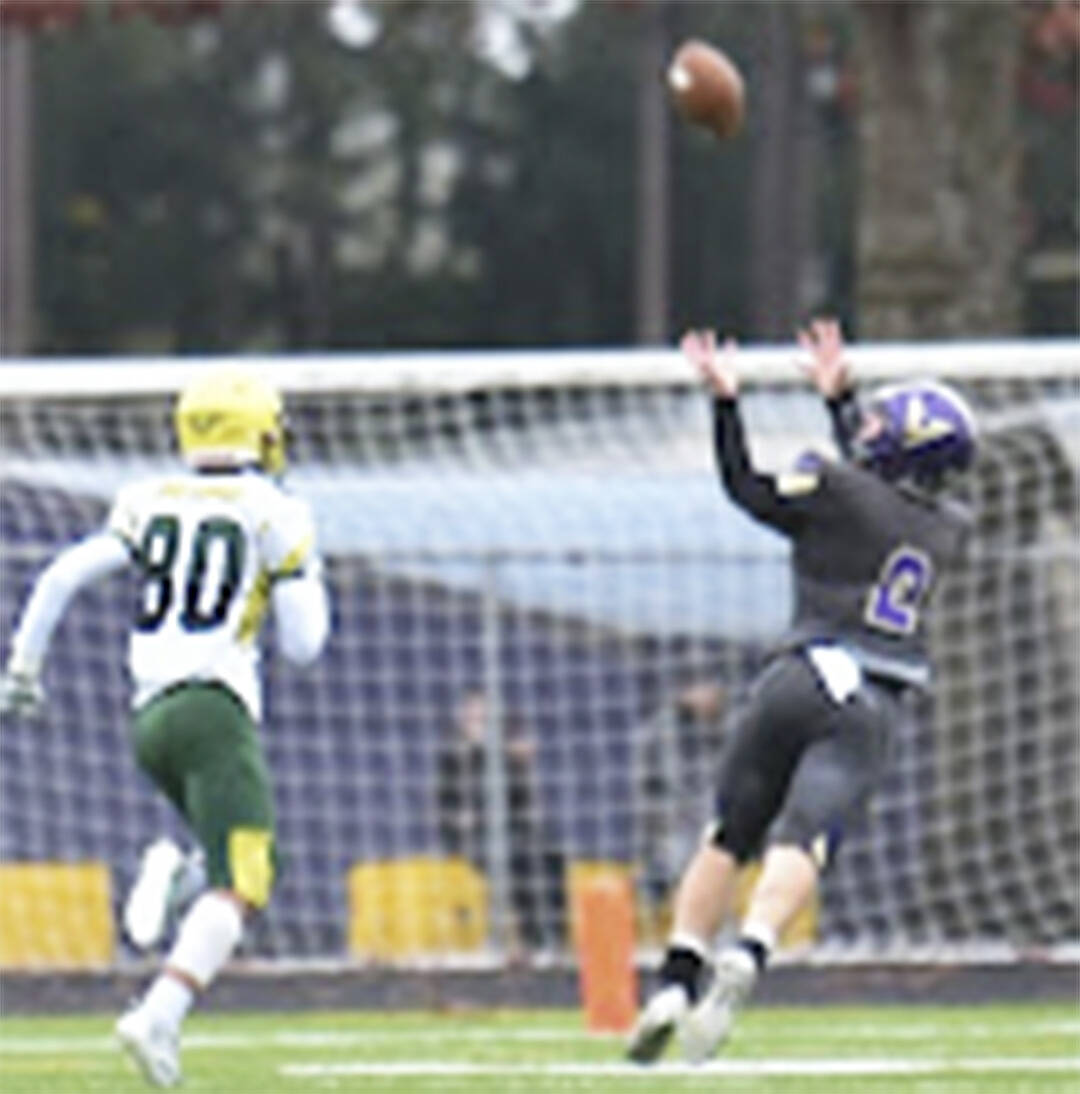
[174,367,287,475]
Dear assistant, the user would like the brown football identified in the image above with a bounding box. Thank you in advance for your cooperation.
[667,39,745,140]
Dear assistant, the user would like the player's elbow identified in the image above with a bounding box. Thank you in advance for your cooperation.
[38,553,87,608]
[280,619,328,666]
[272,580,329,665]
[44,534,128,603]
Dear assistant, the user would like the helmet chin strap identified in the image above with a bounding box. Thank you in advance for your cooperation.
[260,431,287,480]
[851,432,901,481]
[187,449,258,472]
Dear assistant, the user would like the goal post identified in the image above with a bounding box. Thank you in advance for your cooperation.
[0,340,1077,971]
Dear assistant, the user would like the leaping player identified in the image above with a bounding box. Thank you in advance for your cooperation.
[628,319,977,1064]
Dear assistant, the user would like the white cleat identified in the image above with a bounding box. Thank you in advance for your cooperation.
[680,946,758,1064]
[115,1008,182,1088]
[124,838,183,950]
[626,984,690,1064]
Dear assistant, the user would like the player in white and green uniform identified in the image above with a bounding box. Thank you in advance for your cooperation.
[0,368,329,1088]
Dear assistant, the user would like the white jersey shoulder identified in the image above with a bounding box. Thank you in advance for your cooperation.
[107,471,317,719]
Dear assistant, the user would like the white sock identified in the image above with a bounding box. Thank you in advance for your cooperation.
[141,972,194,1029]
[164,891,244,990]
[739,920,777,958]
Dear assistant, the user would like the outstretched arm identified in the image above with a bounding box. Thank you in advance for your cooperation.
[265,497,330,666]
[682,329,808,535]
[2,532,131,714]
[797,318,861,459]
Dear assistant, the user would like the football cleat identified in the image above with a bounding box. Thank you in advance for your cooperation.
[124,839,183,951]
[626,984,690,1064]
[115,1007,182,1088]
[680,946,757,1064]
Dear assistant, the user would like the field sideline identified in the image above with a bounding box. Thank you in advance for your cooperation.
[1,1004,1078,1093]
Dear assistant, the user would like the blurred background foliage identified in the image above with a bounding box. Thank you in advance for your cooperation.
[2,0,1077,354]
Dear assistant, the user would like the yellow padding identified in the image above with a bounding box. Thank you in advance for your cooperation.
[228,828,274,909]
[0,862,114,968]
[348,856,487,958]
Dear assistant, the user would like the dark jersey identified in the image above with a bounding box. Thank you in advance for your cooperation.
[712,396,970,687]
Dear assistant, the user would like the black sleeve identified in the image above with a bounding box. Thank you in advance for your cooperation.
[825,389,862,459]
[712,398,810,536]
[435,747,464,853]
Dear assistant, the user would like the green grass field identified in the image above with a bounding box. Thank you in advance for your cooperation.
[1,1004,1078,1094]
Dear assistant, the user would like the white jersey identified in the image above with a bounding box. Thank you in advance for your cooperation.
[107,469,321,719]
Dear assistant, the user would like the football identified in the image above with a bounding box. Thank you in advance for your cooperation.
[666,39,745,140]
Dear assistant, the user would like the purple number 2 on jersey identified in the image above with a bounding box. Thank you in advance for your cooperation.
[865,546,934,635]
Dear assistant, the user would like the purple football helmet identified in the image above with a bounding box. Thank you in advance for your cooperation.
[853,380,977,486]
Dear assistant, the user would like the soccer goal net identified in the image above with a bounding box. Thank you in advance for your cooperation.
[0,342,1077,971]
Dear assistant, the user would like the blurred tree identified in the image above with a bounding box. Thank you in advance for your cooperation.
[432,1,640,347]
[34,6,262,351]
[450,0,761,347]
[1017,0,1079,334]
[22,0,1073,352]
[665,1,758,340]
[25,0,762,351]
[853,2,1023,338]
[1,26,34,354]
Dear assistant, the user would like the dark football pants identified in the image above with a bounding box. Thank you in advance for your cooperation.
[709,650,907,869]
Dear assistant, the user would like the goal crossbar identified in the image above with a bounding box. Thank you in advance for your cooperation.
[0,339,1077,399]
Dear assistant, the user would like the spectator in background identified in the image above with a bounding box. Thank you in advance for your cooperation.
[436,687,564,954]
[632,681,728,926]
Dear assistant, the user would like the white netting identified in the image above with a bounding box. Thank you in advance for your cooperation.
[0,342,1077,967]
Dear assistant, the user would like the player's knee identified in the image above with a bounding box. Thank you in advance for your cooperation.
[703,815,759,866]
[770,817,843,872]
[705,781,775,864]
[227,827,275,909]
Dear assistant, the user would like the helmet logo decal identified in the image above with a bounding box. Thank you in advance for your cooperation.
[902,394,953,448]
[189,411,224,434]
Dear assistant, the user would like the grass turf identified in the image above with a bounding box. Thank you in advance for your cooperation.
[0,1003,1077,1093]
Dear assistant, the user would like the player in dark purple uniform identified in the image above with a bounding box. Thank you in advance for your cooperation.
[628,320,977,1065]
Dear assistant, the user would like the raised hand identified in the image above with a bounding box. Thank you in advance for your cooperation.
[797,317,850,399]
[680,329,739,399]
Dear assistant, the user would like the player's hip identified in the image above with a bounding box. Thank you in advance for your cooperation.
[129,641,262,722]
[731,647,907,753]
[131,679,261,773]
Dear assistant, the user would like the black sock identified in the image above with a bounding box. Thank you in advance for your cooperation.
[736,935,770,973]
[658,945,705,1003]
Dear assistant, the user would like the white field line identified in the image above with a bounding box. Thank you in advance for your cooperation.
[278,1058,1080,1079]
[2,1020,1078,1055]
